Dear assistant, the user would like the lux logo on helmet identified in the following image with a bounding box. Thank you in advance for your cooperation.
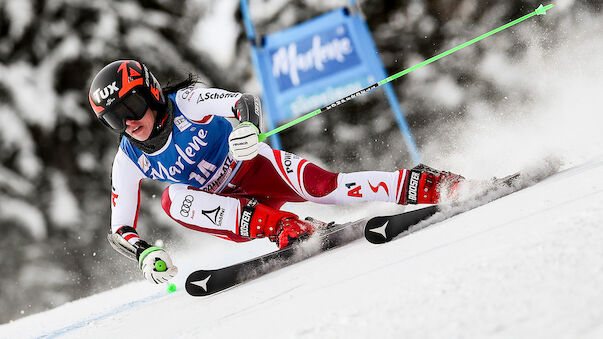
[92,81,119,103]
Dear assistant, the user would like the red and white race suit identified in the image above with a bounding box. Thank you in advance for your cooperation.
[110,86,416,244]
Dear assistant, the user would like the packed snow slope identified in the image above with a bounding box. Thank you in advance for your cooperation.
[3,156,603,339]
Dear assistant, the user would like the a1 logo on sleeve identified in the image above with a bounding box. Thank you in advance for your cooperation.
[345,182,363,198]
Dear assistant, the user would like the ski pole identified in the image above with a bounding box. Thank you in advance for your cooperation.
[166,282,177,293]
[258,4,553,142]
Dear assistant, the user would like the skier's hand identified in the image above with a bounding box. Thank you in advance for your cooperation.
[138,247,178,284]
[229,122,259,161]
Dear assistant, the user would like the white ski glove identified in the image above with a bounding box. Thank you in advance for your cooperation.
[138,247,178,284]
[228,122,260,161]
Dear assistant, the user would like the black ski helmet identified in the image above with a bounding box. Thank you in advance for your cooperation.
[89,60,166,133]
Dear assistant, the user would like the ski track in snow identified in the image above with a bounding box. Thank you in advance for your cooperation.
[2,156,603,338]
[37,292,167,339]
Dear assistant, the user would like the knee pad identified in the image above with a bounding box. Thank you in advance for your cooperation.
[302,163,338,197]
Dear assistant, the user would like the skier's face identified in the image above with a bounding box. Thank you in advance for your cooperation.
[125,108,156,141]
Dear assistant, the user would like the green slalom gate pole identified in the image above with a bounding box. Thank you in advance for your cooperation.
[258,4,553,143]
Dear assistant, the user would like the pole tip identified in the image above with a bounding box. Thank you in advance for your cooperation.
[167,283,177,293]
[535,4,553,16]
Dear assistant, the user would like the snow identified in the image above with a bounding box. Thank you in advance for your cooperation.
[556,0,577,12]
[48,171,81,229]
[419,8,603,179]
[430,75,464,108]
[0,104,41,179]
[0,197,47,241]
[4,0,33,39]
[3,156,603,338]
[190,1,240,68]
[6,62,57,131]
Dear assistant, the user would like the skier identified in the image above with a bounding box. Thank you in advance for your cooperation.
[89,60,464,284]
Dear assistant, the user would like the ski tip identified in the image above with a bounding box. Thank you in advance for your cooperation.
[186,272,213,297]
[364,206,440,244]
[364,217,391,244]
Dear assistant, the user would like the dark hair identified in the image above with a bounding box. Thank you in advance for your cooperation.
[163,73,203,95]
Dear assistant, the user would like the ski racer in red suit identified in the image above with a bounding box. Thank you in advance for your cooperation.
[88,60,464,284]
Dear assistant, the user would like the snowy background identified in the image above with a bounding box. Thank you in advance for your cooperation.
[0,0,602,329]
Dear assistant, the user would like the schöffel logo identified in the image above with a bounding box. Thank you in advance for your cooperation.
[270,25,360,91]
[196,92,239,103]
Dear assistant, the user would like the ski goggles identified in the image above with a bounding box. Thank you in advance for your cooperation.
[98,92,148,132]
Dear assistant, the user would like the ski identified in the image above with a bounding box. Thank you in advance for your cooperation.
[185,218,367,296]
[364,205,439,244]
[185,172,526,296]
[364,172,522,244]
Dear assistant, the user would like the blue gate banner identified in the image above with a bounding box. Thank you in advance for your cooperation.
[269,24,361,92]
[241,1,421,163]
[256,8,385,123]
